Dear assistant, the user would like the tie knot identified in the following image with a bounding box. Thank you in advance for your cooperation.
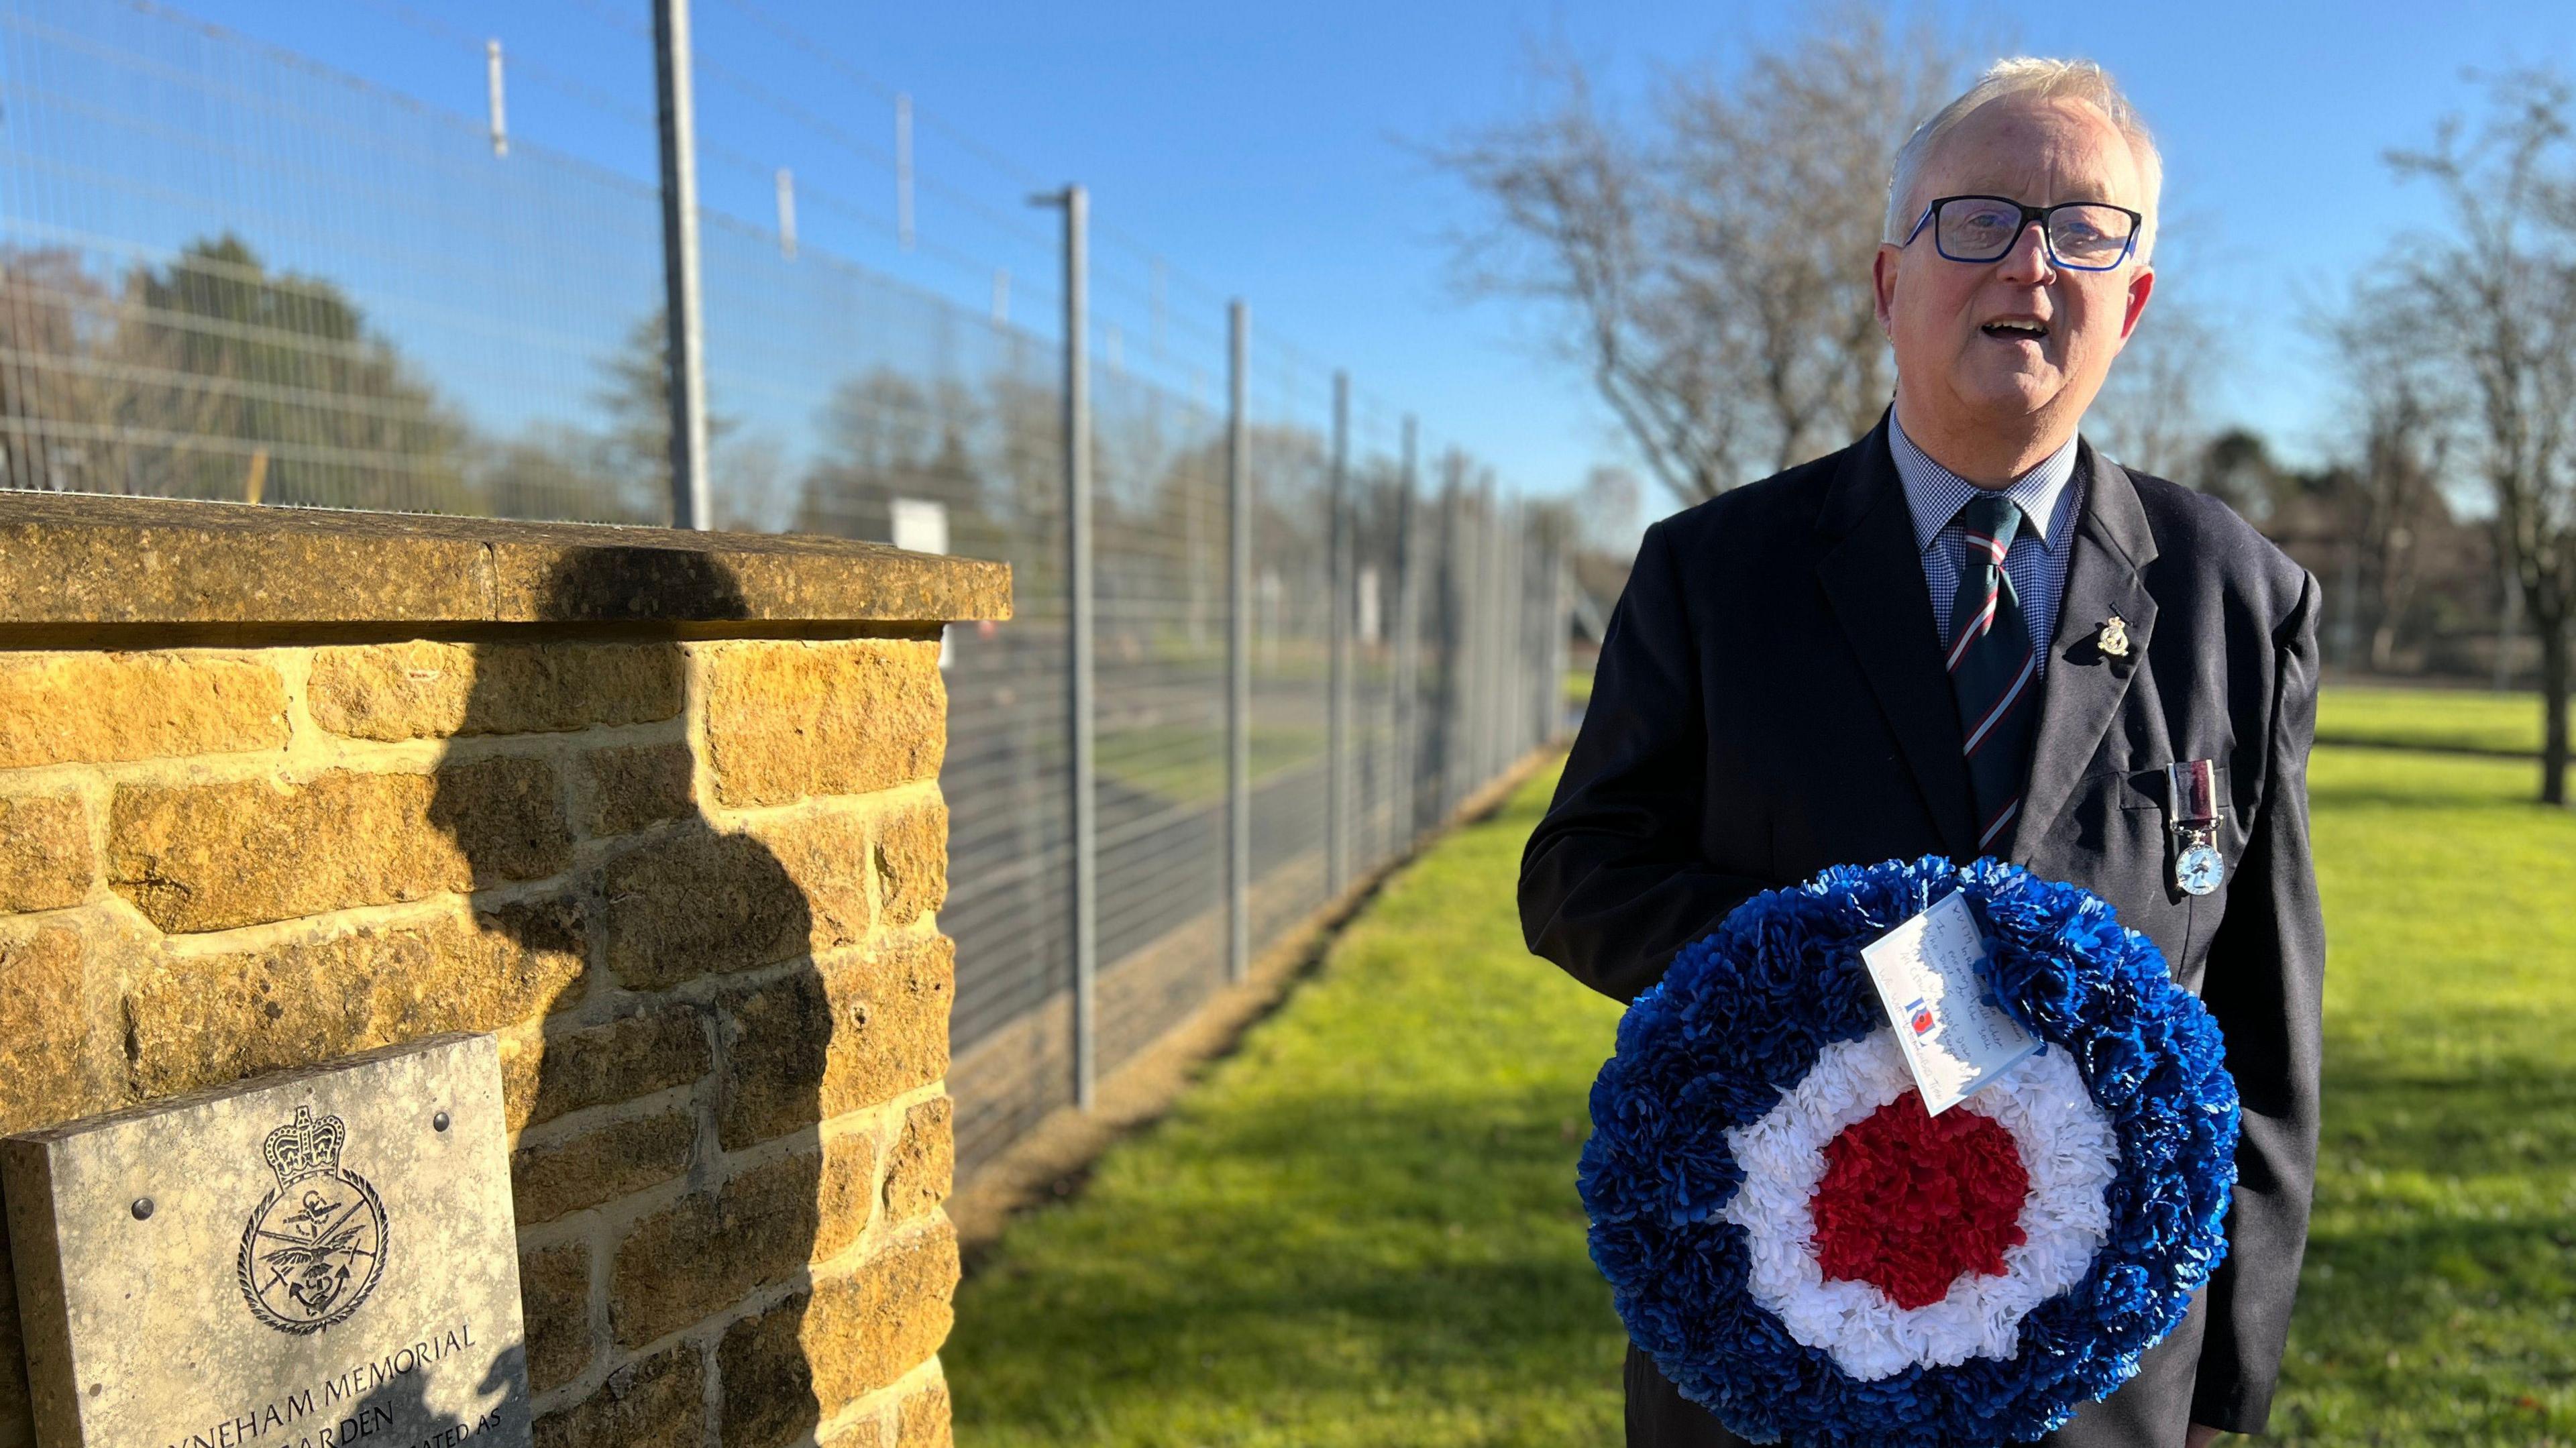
[1958,492,2025,553]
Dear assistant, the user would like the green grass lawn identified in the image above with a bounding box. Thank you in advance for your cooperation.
[947,764,1629,1445]
[2316,685,2544,758]
[948,715,2576,1446]
[2269,746,2576,1445]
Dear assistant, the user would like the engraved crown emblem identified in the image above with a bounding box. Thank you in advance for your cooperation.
[262,1105,347,1188]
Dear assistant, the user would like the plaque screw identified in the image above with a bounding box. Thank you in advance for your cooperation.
[433,1111,451,1133]
[130,1197,153,1221]
[849,1002,872,1029]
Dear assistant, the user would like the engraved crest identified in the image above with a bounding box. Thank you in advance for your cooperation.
[236,1105,387,1335]
[2095,614,2131,659]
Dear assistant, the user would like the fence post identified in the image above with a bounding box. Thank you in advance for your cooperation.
[1434,452,1462,818]
[1529,524,1548,753]
[1469,484,1489,785]
[1481,480,1503,780]
[1505,498,1525,765]
[486,39,507,158]
[1552,544,1572,740]
[1472,475,1489,788]
[1526,531,1544,749]
[1032,184,1096,1111]
[1392,415,1419,847]
[1507,502,1525,766]
[651,0,710,530]
[1226,301,1251,985]
[1327,370,1350,897]
[1494,484,1504,778]
[896,93,916,252]
[1515,516,1534,759]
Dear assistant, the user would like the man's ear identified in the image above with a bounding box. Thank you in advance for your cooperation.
[1872,245,1901,337]
[2120,264,2156,341]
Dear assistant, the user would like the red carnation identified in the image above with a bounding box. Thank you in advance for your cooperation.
[1809,1091,2030,1310]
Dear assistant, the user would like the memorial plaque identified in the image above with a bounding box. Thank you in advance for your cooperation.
[3,1034,529,1448]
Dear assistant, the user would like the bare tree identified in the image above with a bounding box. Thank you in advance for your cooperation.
[2087,297,2213,482]
[2322,278,2461,673]
[2386,68,2576,804]
[1428,11,1962,508]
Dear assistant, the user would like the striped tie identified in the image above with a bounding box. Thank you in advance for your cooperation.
[1947,493,2039,855]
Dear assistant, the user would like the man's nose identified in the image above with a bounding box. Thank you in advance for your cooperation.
[1995,220,2055,285]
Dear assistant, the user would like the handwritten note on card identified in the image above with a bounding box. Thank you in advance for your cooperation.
[1859,890,2041,1114]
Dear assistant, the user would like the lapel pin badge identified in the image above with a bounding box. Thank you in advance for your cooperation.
[2095,614,2131,659]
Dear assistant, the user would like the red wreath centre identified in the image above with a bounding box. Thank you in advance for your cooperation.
[1809,1091,2030,1309]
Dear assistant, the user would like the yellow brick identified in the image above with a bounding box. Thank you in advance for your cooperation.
[871,796,947,928]
[0,653,285,769]
[511,1111,696,1227]
[308,640,684,741]
[502,1006,710,1133]
[0,791,89,913]
[532,1341,702,1448]
[606,1133,877,1350]
[893,1382,951,1448]
[700,641,944,808]
[880,1096,953,1226]
[716,933,953,1150]
[603,810,871,992]
[0,917,127,1135]
[583,742,696,838]
[810,1129,881,1264]
[109,759,569,934]
[520,1241,592,1396]
[758,808,877,956]
[125,894,586,1101]
[714,1225,958,1448]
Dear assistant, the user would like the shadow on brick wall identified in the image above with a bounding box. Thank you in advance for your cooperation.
[428,546,850,1448]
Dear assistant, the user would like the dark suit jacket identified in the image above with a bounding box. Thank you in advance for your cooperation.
[1519,416,2325,1447]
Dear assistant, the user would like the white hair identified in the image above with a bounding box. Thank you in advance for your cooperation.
[1883,58,2164,264]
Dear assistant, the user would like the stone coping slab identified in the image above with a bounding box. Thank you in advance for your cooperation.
[0,492,1012,630]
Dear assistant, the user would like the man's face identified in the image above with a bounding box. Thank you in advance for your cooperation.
[1872,97,2155,437]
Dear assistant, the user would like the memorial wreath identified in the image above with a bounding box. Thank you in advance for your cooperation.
[1579,856,2238,1447]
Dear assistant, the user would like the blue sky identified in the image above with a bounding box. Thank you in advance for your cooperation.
[148,0,2576,527]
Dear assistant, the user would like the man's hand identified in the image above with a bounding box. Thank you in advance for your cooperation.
[2186,1424,2227,1448]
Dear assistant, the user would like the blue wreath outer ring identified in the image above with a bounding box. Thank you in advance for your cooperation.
[1578,856,2239,1447]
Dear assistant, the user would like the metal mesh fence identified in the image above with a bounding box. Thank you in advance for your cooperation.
[0,0,1572,1178]
[0,0,671,516]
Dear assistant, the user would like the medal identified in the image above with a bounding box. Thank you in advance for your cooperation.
[2165,759,2223,896]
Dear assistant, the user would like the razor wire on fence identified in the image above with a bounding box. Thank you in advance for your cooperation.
[0,0,1574,1177]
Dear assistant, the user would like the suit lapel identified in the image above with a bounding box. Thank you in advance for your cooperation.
[1814,417,1981,862]
[2009,444,2160,860]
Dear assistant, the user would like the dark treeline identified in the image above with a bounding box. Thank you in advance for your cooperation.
[2190,430,2514,685]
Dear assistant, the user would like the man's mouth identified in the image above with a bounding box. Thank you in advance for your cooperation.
[1980,319,2049,342]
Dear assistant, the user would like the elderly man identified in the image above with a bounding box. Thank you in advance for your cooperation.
[1519,58,2322,1448]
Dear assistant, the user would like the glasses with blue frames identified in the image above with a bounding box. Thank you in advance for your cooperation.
[1902,194,2143,272]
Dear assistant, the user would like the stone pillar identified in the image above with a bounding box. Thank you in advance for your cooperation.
[0,494,1008,1448]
